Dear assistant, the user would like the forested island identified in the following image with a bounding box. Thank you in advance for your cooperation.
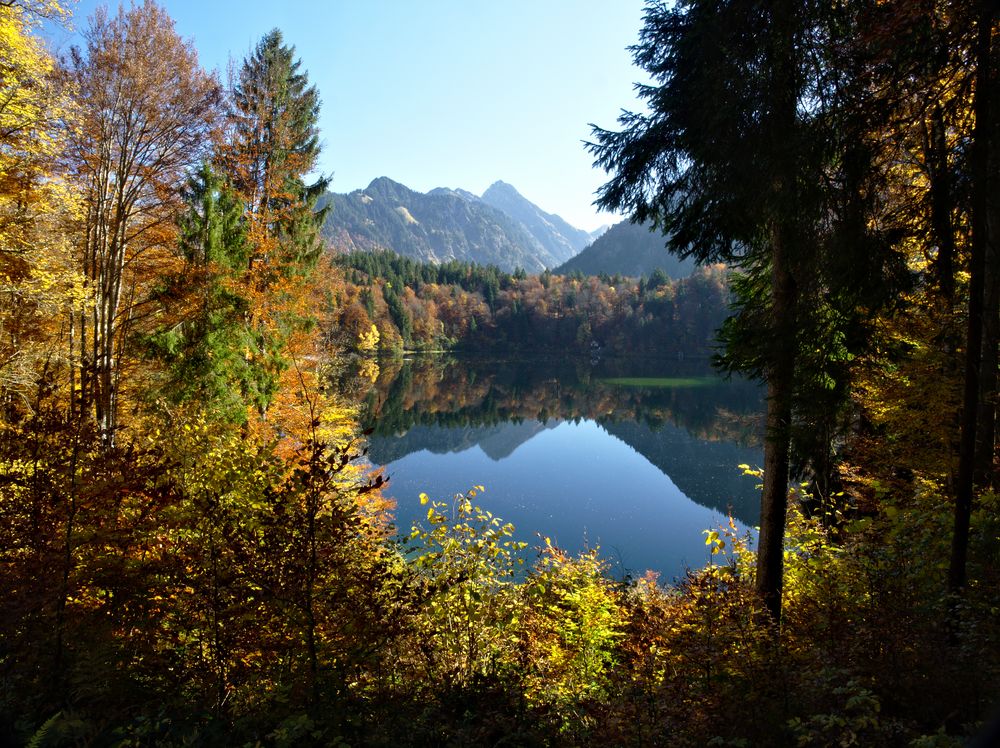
[1,1,999,746]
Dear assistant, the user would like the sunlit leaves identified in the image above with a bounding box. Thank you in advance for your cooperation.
[66,0,221,443]
[405,487,526,687]
[0,1,81,399]
[520,544,623,727]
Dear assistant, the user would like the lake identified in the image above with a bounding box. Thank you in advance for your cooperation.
[347,354,764,582]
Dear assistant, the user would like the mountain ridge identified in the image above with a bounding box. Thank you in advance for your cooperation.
[554,219,696,279]
[479,180,592,265]
[322,177,590,273]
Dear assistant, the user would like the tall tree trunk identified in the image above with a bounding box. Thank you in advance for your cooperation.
[68,312,76,419]
[978,205,999,488]
[949,1,994,594]
[755,0,800,623]
[53,433,82,698]
[757,223,798,622]
[928,104,957,302]
[975,57,1000,488]
[305,486,319,706]
[209,536,228,716]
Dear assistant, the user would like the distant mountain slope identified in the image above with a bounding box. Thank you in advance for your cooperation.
[479,181,592,265]
[321,177,560,273]
[554,220,696,279]
[589,224,611,242]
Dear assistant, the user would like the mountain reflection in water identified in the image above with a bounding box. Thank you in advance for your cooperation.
[345,355,764,580]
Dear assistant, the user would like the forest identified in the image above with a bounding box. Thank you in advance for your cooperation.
[325,250,729,356]
[1,0,999,746]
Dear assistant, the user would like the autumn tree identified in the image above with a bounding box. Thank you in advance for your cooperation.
[855,0,999,590]
[0,0,79,404]
[65,0,220,445]
[0,1,86,710]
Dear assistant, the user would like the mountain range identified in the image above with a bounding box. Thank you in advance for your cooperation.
[321,178,693,279]
[321,177,592,273]
[478,180,592,265]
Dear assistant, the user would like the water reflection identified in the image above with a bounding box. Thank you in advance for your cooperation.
[343,355,764,580]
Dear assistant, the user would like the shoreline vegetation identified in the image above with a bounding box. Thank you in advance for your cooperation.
[0,1,997,746]
[325,250,731,359]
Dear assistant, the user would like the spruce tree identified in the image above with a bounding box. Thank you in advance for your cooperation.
[220,27,329,290]
[216,29,330,417]
[588,0,905,621]
[149,164,277,423]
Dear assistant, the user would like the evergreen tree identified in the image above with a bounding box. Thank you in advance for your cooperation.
[215,28,330,417]
[383,284,412,344]
[219,27,329,291]
[588,0,905,620]
[148,164,278,423]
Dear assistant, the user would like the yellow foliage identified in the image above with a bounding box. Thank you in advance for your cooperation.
[0,3,77,231]
[521,545,624,717]
[850,293,962,486]
[358,322,380,352]
[0,2,82,401]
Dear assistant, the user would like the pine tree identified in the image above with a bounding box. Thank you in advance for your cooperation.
[588,0,905,620]
[147,163,277,423]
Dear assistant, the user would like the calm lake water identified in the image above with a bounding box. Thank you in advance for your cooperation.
[350,355,764,581]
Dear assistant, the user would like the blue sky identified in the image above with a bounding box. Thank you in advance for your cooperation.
[48,0,648,231]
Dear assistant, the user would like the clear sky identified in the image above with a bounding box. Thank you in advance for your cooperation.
[47,0,649,231]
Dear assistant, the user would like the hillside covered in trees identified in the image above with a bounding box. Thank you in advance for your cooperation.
[555,219,697,279]
[324,250,729,356]
[0,1,999,746]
